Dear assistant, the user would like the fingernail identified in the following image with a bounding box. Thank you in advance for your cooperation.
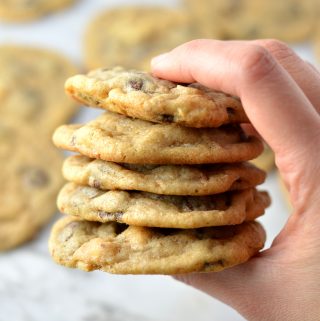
[151,53,169,66]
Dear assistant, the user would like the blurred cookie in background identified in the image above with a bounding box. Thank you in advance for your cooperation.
[250,144,275,172]
[0,45,79,136]
[0,121,63,251]
[183,0,316,43]
[182,0,228,38]
[84,6,198,71]
[0,0,77,22]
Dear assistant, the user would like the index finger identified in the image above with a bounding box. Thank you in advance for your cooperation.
[151,40,320,160]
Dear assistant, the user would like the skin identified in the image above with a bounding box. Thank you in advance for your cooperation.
[151,39,320,321]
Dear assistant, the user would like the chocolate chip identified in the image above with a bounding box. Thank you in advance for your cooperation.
[98,211,124,222]
[127,78,144,91]
[203,260,224,271]
[160,114,174,123]
[70,135,76,146]
[92,179,101,189]
[19,166,49,188]
[226,107,235,116]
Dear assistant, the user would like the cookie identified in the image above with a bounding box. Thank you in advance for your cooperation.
[182,0,227,38]
[0,121,64,251]
[0,0,76,22]
[63,155,266,196]
[84,7,197,71]
[57,183,270,228]
[0,45,79,135]
[219,0,315,42]
[53,112,263,165]
[65,67,249,128]
[250,144,274,172]
[49,216,266,274]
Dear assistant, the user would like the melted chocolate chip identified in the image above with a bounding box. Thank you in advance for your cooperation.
[226,107,235,116]
[203,260,224,271]
[127,78,144,91]
[98,211,124,222]
[160,114,174,123]
[20,166,49,188]
[92,179,101,189]
[70,135,76,146]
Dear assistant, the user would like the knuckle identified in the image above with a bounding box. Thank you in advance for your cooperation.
[262,39,296,62]
[241,45,277,82]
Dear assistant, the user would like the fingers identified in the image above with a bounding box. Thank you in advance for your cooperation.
[151,40,320,164]
[253,39,320,113]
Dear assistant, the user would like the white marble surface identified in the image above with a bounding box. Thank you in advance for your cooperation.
[0,1,317,320]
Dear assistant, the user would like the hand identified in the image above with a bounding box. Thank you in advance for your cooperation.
[151,39,320,321]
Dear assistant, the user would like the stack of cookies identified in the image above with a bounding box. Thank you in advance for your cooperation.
[50,67,270,274]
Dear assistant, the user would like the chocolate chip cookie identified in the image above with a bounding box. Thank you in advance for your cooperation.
[63,155,266,195]
[184,0,316,42]
[65,67,249,128]
[84,6,197,71]
[0,45,79,135]
[49,216,266,274]
[53,112,263,164]
[0,120,64,251]
[0,0,77,22]
[58,183,270,228]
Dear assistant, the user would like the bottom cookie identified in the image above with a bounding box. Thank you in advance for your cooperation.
[49,216,266,275]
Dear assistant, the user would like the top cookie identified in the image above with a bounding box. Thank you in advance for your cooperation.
[65,67,249,128]
[0,0,76,22]
[84,6,198,71]
[0,45,79,135]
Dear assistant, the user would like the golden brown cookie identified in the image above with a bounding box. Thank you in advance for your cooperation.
[183,0,316,42]
[57,183,270,228]
[250,144,274,172]
[53,112,263,165]
[49,216,266,274]
[65,67,249,128]
[0,0,76,22]
[84,7,197,71]
[0,121,64,251]
[63,155,266,196]
[0,45,79,135]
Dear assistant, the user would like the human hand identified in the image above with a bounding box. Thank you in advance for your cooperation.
[151,39,320,321]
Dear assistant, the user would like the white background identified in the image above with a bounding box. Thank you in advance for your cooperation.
[0,1,317,320]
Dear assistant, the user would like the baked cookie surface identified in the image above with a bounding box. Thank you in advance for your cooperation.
[183,0,316,42]
[84,7,196,71]
[49,216,266,274]
[58,183,270,228]
[0,45,79,135]
[0,121,63,251]
[65,67,249,128]
[53,112,263,164]
[63,155,266,195]
[0,0,76,22]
